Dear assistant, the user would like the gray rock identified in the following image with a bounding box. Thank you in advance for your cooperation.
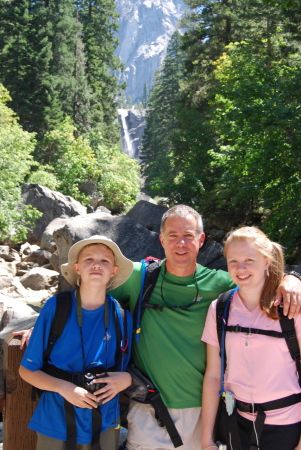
[0,246,20,263]
[23,249,52,266]
[21,183,87,244]
[115,0,186,104]
[126,200,167,233]
[19,267,60,291]
[0,259,17,278]
[40,217,70,252]
[52,212,165,290]
[197,240,227,271]
[118,109,146,159]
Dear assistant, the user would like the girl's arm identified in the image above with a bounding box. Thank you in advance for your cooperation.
[19,366,99,409]
[294,337,301,450]
[201,344,222,449]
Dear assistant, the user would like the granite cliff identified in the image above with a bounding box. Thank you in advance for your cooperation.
[115,0,186,104]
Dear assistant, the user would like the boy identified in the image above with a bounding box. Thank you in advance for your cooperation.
[19,235,133,450]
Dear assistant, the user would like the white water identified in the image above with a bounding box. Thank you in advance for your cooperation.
[118,108,135,158]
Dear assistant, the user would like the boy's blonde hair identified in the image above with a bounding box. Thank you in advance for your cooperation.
[224,227,284,319]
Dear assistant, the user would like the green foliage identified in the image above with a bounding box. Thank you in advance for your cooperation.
[36,119,140,209]
[37,118,101,204]
[209,39,301,257]
[0,0,121,142]
[95,144,140,209]
[27,163,59,191]
[0,84,41,243]
[141,31,186,199]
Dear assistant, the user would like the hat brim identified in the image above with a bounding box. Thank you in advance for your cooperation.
[61,236,133,290]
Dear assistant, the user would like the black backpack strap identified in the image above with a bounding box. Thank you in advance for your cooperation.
[216,289,234,355]
[43,291,73,364]
[279,307,301,387]
[134,259,162,342]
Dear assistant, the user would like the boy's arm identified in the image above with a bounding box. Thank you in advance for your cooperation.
[19,366,99,409]
[93,371,132,404]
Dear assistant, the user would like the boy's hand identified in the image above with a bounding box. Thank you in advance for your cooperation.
[60,383,99,409]
[94,372,132,404]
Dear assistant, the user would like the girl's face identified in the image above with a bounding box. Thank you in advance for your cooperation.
[73,244,119,287]
[226,240,270,292]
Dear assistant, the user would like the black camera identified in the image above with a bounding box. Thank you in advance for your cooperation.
[84,372,107,394]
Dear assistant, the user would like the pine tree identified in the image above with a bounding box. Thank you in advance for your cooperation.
[79,0,124,143]
[141,31,186,200]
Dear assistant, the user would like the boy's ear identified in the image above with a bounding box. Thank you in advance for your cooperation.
[111,265,119,278]
[73,262,80,275]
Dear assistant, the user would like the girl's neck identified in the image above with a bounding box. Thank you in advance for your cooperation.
[77,284,106,310]
[238,288,261,312]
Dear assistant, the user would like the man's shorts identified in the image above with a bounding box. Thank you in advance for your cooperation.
[126,401,202,450]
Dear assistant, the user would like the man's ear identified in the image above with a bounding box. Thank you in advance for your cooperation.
[159,233,165,248]
[199,233,205,249]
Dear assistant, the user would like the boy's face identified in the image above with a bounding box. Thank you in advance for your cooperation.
[73,244,119,287]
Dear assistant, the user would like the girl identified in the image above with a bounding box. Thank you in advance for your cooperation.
[201,227,301,450]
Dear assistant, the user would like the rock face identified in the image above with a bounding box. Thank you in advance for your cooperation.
[118,108,146,158]
[115,0,186,104]
[22,184,87,245]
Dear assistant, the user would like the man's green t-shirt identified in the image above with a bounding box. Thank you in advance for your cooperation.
[110,260,235,409]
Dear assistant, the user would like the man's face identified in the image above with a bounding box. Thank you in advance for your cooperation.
[159,214,205,276]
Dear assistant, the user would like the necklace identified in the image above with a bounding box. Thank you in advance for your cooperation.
[160,266,200,310]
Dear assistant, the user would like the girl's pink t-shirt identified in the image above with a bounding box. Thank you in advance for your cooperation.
[202,290,301,425]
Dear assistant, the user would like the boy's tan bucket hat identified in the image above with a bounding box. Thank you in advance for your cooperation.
[61,235,133,290]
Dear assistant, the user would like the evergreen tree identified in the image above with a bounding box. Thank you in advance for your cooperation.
[142,83,149,108]
[79,0,124,143]
[141,31,187,201]
[0,0,34,124]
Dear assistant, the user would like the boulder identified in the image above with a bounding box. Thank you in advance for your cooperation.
[52,212,165,289]
[21,183,87,244]
[0,259,17,278]
[22,249,52,266]
[19,267,60,291]
[198,240,227,271]
[126,200,167,233]
[0,246,21,263]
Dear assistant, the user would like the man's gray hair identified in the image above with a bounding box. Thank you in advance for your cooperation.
[160,205,204,235]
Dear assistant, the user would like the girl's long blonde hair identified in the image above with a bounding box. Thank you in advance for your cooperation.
[224,227,284,319]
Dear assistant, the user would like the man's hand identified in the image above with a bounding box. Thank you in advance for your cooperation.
[12,328,33,349]
[275,275,301,319]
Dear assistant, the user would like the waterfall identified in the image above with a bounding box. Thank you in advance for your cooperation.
[118,108,135,158]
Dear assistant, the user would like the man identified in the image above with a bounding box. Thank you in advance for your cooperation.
[109,205,301,450]
[16,205,301,450]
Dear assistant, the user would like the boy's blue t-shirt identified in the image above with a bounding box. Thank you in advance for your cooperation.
[21,290,132,444]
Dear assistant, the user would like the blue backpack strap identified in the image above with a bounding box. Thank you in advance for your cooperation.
[134,259,162,342]
[108,295,132,371]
